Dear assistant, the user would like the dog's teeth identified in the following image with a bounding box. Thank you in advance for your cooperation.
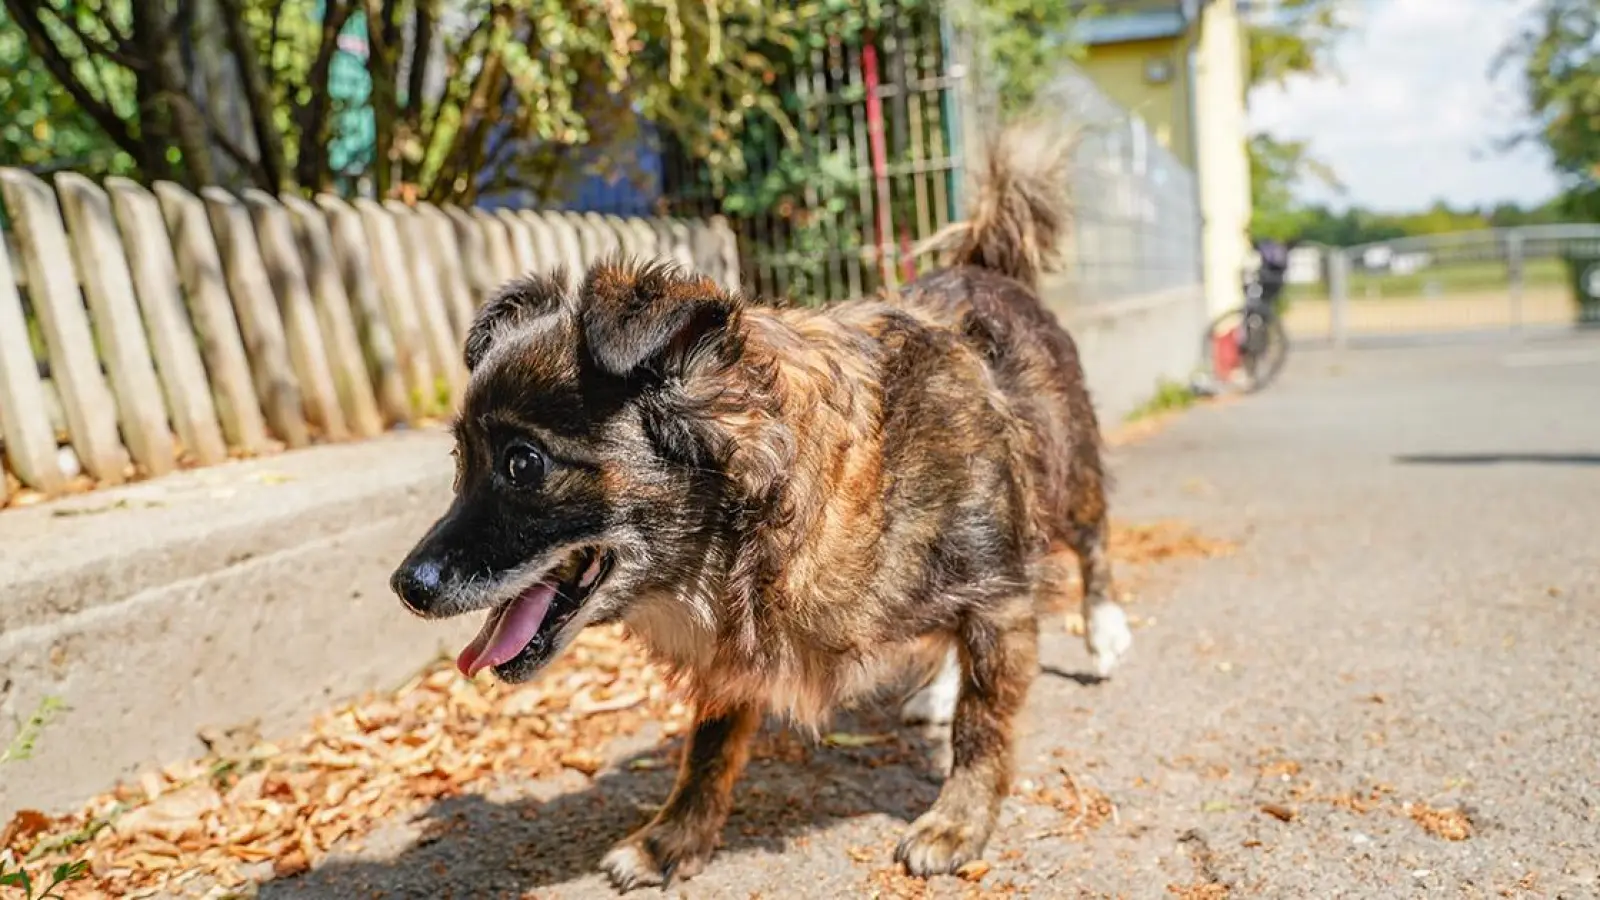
[579,555,603,588]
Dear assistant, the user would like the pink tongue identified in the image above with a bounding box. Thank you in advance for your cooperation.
[456,582,556,677]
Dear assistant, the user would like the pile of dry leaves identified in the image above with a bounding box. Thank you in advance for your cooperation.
[6,627,688,899]
[4,521,1230,898]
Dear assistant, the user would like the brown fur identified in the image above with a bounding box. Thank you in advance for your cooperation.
[390,121,1125,891]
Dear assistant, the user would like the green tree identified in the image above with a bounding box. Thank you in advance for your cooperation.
[0,13,134,177]
[1242,0,1349,239]
[1494,0,1600,220]
[0,0,947,202]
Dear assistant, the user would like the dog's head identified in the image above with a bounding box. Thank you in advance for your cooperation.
[389,260,774,682]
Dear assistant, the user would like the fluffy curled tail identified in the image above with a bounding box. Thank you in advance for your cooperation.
[915,119,1074,289]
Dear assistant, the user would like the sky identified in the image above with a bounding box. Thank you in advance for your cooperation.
[1246,0,1562,213]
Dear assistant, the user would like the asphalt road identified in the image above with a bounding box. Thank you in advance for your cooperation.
[270,334,1600,899]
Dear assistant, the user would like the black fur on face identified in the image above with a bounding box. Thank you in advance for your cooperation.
[390,260,751,682]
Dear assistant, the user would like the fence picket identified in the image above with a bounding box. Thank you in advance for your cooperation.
[0,169,131,483]
[105,178,228,467]
[355,199,439,416]
[472,209,518,285]
[517,211,559,276]
[385,200,466,406]
[539,212,585,283]
[0,227,64,494]
[317,195,413,426]
[244,190,350,442]
[583,212,621,261]
[443,205,497,307]
[418,203,476,340]
[155,183,272,454]
[202,187,309,448]
[281,194,384,438]
[55,173,178,476]
[496,210,539,275]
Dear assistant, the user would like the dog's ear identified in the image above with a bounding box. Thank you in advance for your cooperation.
[464,270,571,372]
[579,259,739,378]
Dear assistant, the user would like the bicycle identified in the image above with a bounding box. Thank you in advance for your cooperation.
[1196,240,1292,395]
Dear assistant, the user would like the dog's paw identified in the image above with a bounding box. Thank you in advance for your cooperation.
[1086,603,1133,677]
[894,808,990,877]
[599,825,714,893]
[900,651,961,726]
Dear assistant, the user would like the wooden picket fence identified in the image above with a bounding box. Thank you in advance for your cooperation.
[0,170,742,507]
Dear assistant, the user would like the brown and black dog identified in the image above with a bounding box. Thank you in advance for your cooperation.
[390,121,1130,891]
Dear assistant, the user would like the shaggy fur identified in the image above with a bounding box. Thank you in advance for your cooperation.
[389,121,1129,891]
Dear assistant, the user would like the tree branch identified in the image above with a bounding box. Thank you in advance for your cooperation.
[214,0,288,189]
[293,0,357,191]
[266,0,289,87]
[1,0,142,157]
[39,3,145,70]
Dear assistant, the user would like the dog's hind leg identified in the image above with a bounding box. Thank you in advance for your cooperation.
[600,701,761,891]
[900,645,961,726]
[1071,512,1131,678]
[895,595,1037,876]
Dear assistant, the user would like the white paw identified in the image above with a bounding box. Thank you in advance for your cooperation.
[599,841,664,892]
[1086,603,1133,677]
[900,648,961,725]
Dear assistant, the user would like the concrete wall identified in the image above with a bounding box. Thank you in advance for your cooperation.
[1054,287,1207,425]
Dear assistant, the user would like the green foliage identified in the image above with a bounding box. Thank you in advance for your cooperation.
[1249,133,1340,241]
[0,9,134,177]
[1124,378,1196,423]
[1,698,89,900]
[1494,0,1600,221]
[952,0,1088,114]
[0,860,89,900]
[1242,0,1348,240]
[1288,199,1567,246]
[1245,0,1345,92]
[0,696,65,766]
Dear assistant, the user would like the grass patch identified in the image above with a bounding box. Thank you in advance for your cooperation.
[1289,257,1569,302]
[1125,378,1198,424]
[2,698,91,899]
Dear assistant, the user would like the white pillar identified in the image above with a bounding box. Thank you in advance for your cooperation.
[1193,0,1253,316]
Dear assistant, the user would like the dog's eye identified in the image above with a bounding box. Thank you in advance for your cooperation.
[501,441,547,489]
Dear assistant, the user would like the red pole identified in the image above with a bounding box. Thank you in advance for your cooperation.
[862,33,897,291]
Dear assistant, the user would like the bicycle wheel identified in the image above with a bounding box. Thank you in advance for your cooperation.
[1199,307,1289,394]
[1243,310,1290,392]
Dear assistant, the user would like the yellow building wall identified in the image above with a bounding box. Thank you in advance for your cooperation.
[1077,38,1195,167]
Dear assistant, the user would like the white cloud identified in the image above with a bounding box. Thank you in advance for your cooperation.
[1247,0,1561,211]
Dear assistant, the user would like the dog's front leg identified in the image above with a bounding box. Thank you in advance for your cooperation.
[895,599,1038,876]
[600,701,761,891]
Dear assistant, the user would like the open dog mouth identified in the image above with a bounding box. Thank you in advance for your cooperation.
[456,548,614,678]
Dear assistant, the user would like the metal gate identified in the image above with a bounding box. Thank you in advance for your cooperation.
[1286,225,1600,347]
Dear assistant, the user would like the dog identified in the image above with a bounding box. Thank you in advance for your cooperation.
[390,121,1130,890]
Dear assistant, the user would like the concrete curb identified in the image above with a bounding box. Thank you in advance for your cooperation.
[0,430,476,817]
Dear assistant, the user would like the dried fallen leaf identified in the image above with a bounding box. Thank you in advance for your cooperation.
[112,784,223,841]
[1167,885,1230,900]
[1407,803,1472,841]
[956,860,992,881]
[0,809,53,854]
[559,749,604,776]
[1260,803,1295,823]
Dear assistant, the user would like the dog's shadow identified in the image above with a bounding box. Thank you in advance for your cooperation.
[259,705,945,899]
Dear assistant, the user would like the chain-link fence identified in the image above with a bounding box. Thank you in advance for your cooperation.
[1026,66,1204,308]
[1286,225,1600,345]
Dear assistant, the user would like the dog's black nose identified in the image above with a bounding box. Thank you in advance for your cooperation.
[392,558,444,613]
